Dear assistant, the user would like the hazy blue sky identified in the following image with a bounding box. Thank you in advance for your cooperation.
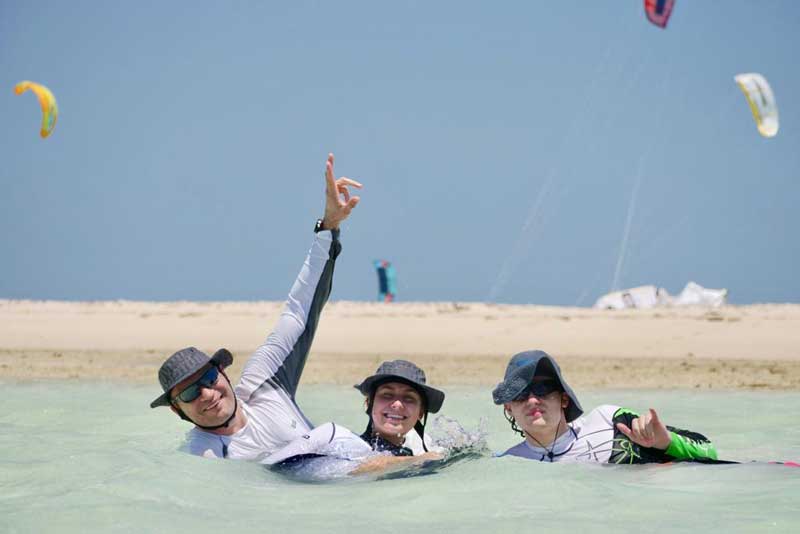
[1,1,798,305]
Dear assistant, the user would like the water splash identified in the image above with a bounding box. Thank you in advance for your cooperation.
[270,416,489,483]
[376,416,491,481]
[429,415,490,459]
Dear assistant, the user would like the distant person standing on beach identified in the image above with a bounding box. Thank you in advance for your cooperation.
[373,260,396,302]
[149,153,362,460]
[493,350,719,464]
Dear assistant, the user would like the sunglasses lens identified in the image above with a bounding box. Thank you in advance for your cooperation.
[530,380,558,396]
[200,366,219,386]
[513,390,529,402]
[178,384,201,403]
[513,380,559,401]
[175,366,220,403]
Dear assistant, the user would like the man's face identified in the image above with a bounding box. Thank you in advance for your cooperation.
[170,365,236,427]
[370,382,424,441]
[504,376,568,437]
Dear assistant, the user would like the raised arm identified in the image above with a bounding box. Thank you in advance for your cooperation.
[236,154,362,401]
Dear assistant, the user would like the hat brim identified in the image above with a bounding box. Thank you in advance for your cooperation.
[149,348,233,408]
[492,353,583,422]
[354,374,445,413]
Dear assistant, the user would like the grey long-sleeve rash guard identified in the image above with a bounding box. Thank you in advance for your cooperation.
[183,229,341,460]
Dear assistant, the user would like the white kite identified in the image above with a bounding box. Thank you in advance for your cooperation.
[734,73,779,138]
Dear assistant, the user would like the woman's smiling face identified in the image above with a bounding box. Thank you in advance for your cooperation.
[370,382,425,444]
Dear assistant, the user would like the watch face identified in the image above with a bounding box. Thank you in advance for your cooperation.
[314,219,324,233]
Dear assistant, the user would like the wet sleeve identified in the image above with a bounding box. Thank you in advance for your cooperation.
[236,230,341,401]
[663,427,718,461]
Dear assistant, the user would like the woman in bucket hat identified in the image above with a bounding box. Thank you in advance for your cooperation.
[258,360,446,478]
[354,359,446,456]
[150,153,362,461]
[493,350,720,464]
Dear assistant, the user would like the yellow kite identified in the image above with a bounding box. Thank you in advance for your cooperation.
[14,80,58,138]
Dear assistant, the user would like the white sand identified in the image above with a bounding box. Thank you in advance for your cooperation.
[2,300,799,389]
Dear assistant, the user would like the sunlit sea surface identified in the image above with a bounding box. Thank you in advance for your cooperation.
[2,383,799,533]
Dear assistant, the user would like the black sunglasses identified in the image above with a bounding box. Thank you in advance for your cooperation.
[512,379,561,402]
[172,366,220,404]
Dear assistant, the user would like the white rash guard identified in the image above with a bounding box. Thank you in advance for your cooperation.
[498,404,718,464]
[182,229,341,461]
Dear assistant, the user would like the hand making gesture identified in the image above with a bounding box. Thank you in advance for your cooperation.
[616,408,672,450]
[321,153,362,230]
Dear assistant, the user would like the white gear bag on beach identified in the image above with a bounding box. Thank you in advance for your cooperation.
[593,282,727,309]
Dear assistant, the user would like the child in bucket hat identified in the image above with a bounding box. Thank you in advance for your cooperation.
[354,360,445,456]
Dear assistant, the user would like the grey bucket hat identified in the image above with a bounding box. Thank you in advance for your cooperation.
[492,350,583,422]
[150,347,233,408]
[354,359,445,413]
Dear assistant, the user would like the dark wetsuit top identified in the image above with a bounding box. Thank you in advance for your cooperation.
[360,431,413,457]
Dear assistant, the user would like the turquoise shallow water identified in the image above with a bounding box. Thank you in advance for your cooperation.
[2,382,799,533]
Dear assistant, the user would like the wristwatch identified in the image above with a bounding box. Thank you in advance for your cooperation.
[314,219,325,233]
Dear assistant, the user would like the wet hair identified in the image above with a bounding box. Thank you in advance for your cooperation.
[504,409,526,438]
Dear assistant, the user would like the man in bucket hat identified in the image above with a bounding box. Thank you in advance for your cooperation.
[151,153,361,460]
[493,350,720,464]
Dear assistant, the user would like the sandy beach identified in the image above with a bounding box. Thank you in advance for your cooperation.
[2,299,799,390]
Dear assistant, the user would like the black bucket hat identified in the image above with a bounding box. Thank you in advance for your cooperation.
[492,350,583,422]
[150,347,233,408]
[354,359,445,413]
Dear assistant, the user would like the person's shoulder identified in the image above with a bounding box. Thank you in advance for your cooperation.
[404,431,443,456]
[574,405,621,426]
[182,427,229,458]
[496,441,531,459]
[593,404,622,416]
[580,405,621,418]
